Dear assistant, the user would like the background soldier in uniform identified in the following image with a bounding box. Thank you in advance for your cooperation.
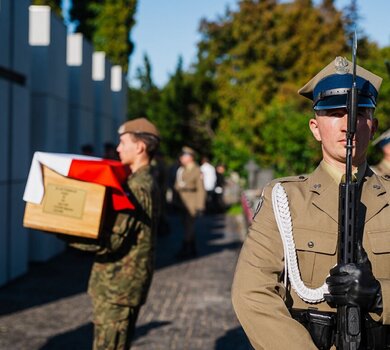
[174,146,206,259]
[372,128,390,176]
[69,118,160,350]
[232,57,390,349]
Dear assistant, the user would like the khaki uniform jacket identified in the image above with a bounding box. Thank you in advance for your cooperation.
[232,163,390,350]
[174,163,206,217]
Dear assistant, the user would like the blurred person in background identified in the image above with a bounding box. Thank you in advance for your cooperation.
[81,144,95,156]
[104,142,119,160]
[173,146,206,259]
[200,156,217,213]
[214,163,227,213]
[371,128,390,176]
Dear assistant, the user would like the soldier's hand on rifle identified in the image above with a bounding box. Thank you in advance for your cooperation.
[325,242,382,312]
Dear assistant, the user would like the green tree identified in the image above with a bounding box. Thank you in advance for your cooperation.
[31,0,62,18]
[128,54,160,120]
[195,0,348,175]
[363,46,390,165]
[70,0,137,72]
[158,57,196,157]
[69,0,95,39]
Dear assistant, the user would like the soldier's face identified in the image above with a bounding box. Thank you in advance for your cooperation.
[309,107,378,168]
[180,153,194,166]
[117,133,142,165]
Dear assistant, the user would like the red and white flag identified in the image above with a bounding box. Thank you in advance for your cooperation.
[23,152,134,210]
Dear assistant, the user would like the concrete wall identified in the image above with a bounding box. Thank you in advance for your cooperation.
[67,33,95,154]
[111,65,128,136]
[93,52,114,156]
[0,0,32,283]
[28,5,70,261]
[0,3,127,285]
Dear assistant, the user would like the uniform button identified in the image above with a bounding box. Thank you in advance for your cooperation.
[313,184,321,189]
[307,241,314,248]
[373,184,381,189]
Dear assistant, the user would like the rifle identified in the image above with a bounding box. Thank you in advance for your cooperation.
[336,32,361,350]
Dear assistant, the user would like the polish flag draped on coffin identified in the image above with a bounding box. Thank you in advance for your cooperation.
[23,152,134,239]
[23,152,134,210]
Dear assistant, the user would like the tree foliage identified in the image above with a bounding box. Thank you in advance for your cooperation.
[194,0,348,175]
[128,56,204,158]
[130,0,390,178]
[70,0,137,72]
[31,0,62,18]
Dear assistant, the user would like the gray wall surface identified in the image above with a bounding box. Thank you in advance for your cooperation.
[0,3,128,285]
[0,0,31,284]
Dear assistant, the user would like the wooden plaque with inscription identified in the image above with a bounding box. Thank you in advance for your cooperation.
[23,166,106,238]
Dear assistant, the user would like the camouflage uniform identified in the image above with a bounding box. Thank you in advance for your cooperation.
[69,164,157,350]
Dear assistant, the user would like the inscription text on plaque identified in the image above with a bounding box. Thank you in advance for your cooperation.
[43,184,87,219]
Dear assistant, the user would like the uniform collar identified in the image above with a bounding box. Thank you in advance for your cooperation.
[308,162,388,224]
[379,158,390,171]
[130,164,150,178]
[320,160,367,185]
[184,162,196,170]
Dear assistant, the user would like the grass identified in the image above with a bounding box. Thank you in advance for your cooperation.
[226,203,243,216]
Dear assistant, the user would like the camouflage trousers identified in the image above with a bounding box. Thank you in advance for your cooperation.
[93,299,141,350]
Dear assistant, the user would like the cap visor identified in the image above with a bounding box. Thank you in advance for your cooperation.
[314,95,376,111]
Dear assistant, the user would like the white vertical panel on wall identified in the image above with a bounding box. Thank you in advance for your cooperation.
[28,5,67,262]
[67,33,95,154]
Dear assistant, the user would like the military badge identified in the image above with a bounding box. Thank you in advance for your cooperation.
[334,56,350,74]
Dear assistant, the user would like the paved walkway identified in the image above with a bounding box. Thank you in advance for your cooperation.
[0,213,251,350]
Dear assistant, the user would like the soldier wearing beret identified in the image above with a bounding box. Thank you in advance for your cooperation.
[232,57,390,349]
[69,117,160,349]
[173,146,206,259]
[372,129,390,176]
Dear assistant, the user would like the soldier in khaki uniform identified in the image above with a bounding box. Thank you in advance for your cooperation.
[232,57,390,349]
[372,129,390,176]
[69,118,160,350]
[174,146,206,258]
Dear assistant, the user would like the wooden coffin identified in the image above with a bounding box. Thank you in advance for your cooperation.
[23,166,106,239]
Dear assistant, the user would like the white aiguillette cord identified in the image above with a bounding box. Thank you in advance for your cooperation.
[271,183,328,303]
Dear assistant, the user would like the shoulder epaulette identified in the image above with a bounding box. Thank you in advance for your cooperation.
[274,174,308,183]
[381,174,390,181]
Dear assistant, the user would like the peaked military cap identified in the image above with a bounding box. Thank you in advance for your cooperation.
[181,146,196,157]
[118,118,160,138]
[372,128,390,148]
[298,57,382,110]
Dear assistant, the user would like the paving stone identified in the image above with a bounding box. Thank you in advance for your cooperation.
[0,213,252,350]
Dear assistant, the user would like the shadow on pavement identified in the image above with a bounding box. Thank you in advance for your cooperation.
[0,248,93,317]
[214,326,253,350]
[39,323,93,350]
[155,213,243,270]
[0,213,242,317]
[38,320,171,350]
[133,320,172,341]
